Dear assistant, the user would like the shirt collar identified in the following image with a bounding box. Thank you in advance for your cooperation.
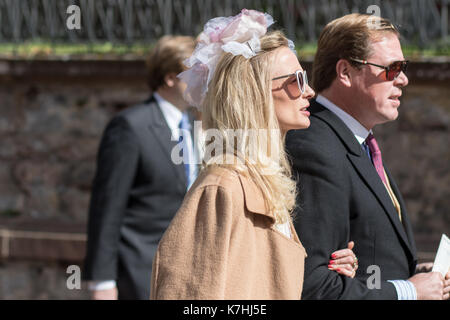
[316,94,372,145]
[154,92,183,135]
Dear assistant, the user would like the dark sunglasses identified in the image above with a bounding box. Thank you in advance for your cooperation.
[272,70,308,96]
[350,58,408,81]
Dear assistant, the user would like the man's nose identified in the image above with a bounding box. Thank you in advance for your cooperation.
[395,71,409,87]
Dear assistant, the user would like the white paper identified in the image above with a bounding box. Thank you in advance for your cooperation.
[432,234,450,277]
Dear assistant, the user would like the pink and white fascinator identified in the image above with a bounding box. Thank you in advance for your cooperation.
[178,9,291,109]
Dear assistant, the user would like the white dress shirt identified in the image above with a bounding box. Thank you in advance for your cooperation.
[316,94,417,300]
[316,95,371,143]
[156,93,200,189]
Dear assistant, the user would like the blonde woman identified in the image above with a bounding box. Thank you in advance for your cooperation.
[150,9,358,300]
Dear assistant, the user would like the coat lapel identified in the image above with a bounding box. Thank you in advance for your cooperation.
[385,167,418,265]
[238,172,274,223]
[237,172,305,247]
[147,97,187,188]
[347,152,415,259]
[311,100,415,260]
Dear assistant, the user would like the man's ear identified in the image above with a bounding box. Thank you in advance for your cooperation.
[164,73,178,87]
[335,59,353,88]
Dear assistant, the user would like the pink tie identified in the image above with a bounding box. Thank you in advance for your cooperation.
[365,133,388,186]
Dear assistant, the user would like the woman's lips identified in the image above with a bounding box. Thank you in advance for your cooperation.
[301,110,310,116]
[300,104,310,116]
[300,103,310,111]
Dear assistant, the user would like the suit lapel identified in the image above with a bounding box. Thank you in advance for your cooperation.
[311,100,415,260]
[385,167,418,263]
[347,153,415,258]
[147,97,187,188]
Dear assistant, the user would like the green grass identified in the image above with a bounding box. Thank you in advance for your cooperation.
[0,209,22,218]
[295,42,318,60]
[0,41,155,59]
[294,42,450,61]
[402,45,450,60]
[0,40,448,60]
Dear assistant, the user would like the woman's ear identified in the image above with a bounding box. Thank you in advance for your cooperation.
[335,59,353,88]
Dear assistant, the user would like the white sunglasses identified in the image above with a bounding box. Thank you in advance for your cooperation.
[272,69,308,94]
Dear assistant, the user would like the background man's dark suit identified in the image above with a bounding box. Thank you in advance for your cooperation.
[83,96,191,299]
[286,99,418,299]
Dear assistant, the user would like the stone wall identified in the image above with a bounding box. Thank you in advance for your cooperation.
[376,82,450,237]
[0,60,149,299]
[0,261,90,299]
[0,60,448,299]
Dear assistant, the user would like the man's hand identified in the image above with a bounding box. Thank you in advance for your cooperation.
[444,270,450,300]
[409,272,444,300]
[91,287,118,300]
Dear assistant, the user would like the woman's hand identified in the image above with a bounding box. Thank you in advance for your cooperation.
[328,241,358,278]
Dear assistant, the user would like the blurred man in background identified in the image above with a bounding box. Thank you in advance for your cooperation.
[83,35,199,299]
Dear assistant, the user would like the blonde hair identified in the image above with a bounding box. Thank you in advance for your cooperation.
[202,30,296,224]
[313,13,399,93]
[146,35,196,91]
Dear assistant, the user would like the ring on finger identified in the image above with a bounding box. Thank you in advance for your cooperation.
[352,256,358,269]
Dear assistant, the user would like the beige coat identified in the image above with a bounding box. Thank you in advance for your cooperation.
[150,166,307,299]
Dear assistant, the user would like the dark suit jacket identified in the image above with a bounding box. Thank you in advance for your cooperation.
[83,96,191,299]
[285,99,417,300]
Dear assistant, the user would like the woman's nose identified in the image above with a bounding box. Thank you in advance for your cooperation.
[303,84,315,100]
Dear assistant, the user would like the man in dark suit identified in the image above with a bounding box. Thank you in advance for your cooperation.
[83,35,199,299]
[286,14,449,299]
